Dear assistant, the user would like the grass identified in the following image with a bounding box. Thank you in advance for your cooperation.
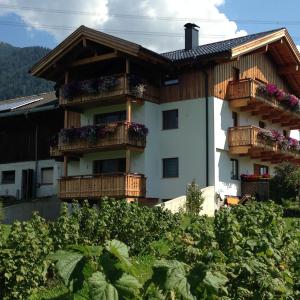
[29,281,69,300]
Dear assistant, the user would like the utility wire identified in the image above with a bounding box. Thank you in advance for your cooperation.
[0,3,300,25]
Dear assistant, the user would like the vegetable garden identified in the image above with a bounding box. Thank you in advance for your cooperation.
[0,200,299,299]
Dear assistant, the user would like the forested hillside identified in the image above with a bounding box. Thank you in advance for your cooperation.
[0,42,53,100]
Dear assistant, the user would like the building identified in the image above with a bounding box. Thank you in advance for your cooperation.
[0,92,64,200]
[29,24,300,205]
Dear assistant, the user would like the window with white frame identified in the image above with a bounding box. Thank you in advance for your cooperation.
[41,167,54,185]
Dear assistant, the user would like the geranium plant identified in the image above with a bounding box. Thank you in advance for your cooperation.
[256,82,300,112]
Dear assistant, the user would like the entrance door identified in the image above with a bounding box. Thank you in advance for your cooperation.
[21,169,34,200]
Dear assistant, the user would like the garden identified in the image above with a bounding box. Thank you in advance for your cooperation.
[0,195,299,299]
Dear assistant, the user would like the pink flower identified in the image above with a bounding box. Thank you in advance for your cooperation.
[288,94,299,107]
[266,83,278,96]
[275,89,286,101]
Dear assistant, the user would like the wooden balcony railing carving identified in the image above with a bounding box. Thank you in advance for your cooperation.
[58,122,147,154]
[58,173,146,199]
[228,125,300,164]
[227,79,300,129]
[59,74,160,106]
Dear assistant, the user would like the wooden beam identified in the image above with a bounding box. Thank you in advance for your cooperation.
[71,52,119,67]
[126,149,131,173]
[126,97,132,122]
[278,64,299,75]
[82,37,87,47]
[63,156,68,177]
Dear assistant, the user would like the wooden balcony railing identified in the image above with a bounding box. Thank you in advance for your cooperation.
[50,146,63,157]
[227,79,300,129]
[59,74,160,107]
[58,173,146,199]
[228,125,300,164]
[58,122,146,154]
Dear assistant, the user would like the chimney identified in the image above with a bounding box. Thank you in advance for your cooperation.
[184,23,199,50]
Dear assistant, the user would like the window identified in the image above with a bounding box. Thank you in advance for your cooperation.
[163,158,179,178]
[2,170,15,184]
[164,78,179,86]
[232,67,240,81]
[254,164,269,175]
[93,158,126,174]
[94,111,126,125]
[230,159,239,180]
[41,167,54,185]
[162,109,178,130]
[283,129,288,137]
[232,112,238,127]
[259,121,265,129]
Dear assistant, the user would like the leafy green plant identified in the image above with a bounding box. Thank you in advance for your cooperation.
[186,179,204,216]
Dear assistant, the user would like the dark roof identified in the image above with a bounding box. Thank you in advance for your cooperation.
[161,28,284,62]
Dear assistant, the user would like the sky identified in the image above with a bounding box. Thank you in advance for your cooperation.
[0,0,300,53]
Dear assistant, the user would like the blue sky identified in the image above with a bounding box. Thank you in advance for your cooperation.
[0,0,300,51]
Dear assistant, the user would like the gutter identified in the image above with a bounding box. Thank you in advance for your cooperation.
[204,70,209,187]
[0,104,58,118]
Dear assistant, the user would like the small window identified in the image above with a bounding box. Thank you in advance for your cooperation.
[41,168,54,185]
[94,111,126,125]
[283,129,288,137]
[233,67,240,81]
[232,112,238,127]
[230,159,239,180]
[93,158,126,174]
[259,121,265,129]
[254,164,269,175]
[163,158,179,178]
[259,165,269,175]
[162,109,178,130]
[164,78,179,86]
[2,170,15,184]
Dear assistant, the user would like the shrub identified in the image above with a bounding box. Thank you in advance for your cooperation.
[186,179,204,216]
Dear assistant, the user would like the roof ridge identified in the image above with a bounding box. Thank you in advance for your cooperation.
[161,27,285,56]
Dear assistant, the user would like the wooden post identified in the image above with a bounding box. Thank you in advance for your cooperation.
[126,97,132,122]
[63,156,68,177]
[63,70,69,178]
[126,149,131,173]
[124,58,130,93]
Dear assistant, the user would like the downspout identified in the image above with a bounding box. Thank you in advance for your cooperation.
[204,70,209,187]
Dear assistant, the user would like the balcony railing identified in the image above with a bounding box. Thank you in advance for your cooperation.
[228,125,300,164]
[59,74,160,107]
[58,173,146,199]
[227,79,300,129]
[58,122,147,154]
[50,146,62,157]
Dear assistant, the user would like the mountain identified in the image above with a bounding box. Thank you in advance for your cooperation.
[0,42,54,101]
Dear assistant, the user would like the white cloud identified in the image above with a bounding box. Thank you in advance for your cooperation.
[0,0,247,52]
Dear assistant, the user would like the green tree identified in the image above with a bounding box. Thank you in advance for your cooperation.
[186,179,204,216]
[269,163,298,202]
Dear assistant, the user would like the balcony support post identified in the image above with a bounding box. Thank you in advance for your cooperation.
[63,156,68,177]
[126,149,131,173]
[126,97,132,122]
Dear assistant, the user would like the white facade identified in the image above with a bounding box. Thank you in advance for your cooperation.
[0,160,63,199]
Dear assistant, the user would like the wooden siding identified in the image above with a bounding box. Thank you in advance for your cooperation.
[65,110,81,128]
[214,53,291,100]
[59,122,146,154]
[228,125,300,164]
[161,70,206,102]
[58,173,146,199]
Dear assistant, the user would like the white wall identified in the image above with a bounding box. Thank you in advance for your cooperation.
[212,97,279,198]
[0,160,62,199]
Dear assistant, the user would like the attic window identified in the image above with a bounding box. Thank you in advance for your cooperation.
[164,77,179,86]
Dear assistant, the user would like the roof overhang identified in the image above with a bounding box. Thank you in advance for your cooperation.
[30,26,170,80]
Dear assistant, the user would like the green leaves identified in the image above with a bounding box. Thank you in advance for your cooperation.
[49,250,84,291]
[89,272,118,300]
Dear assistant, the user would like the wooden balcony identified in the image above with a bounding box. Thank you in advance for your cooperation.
[59,74,160,108]
[228,125,300,164]
[227,79,300,129]
[58,173,146,199]
[50,146,63,157]
[58,122,146,154]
